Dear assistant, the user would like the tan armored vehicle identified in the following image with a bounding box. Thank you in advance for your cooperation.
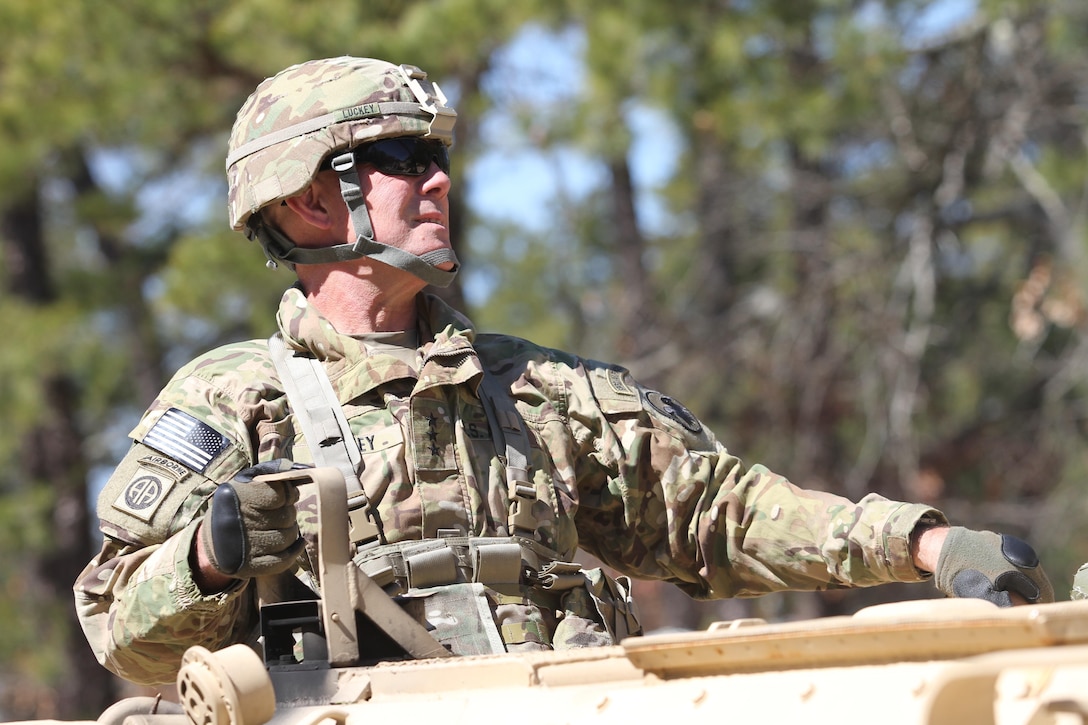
[49,470,1088,725]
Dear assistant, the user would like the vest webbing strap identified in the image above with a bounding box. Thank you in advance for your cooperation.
[268,333,382,544]
[477,370,539,535]
[269,332,536,540]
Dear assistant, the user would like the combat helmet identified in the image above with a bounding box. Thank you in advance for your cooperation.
[226,56,459,286]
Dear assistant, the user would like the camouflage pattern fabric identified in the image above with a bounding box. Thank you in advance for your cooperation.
[227,57,450,232]
[75,286,944,684]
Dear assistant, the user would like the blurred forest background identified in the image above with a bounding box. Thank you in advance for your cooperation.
[3,0,1088,718]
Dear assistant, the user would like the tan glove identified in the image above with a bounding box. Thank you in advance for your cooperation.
[198,460,307,579]
[934,526,1054,606]
[1071,563,1088,600]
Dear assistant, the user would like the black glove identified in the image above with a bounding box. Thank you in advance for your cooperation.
[934,526,1054,606]
[198,460,308,579]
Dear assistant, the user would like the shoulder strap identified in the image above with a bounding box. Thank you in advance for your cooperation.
[478,370,539,536]
[267,333,381,544]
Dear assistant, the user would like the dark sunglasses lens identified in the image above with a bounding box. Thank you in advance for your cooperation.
[366,138,450,175]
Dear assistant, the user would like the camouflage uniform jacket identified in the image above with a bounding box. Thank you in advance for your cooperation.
[75,286,943,684]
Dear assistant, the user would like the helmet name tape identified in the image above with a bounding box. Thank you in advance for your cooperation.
[227,101,428,169]
[340,103,384,121]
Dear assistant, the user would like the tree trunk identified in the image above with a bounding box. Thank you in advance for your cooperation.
[608,155,655,360]
[1,189,118,719]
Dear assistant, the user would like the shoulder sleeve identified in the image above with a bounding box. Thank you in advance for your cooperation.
[130,338,282,474]
[96,441,220,546]
[584,363,720,451]
[99,339,288,543]
[76,340,284,682]
[570,359,947,599]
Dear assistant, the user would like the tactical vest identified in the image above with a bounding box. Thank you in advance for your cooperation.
[268,334,642,657]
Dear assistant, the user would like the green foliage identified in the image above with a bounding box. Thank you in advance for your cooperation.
[475,3,1088,590]
[0,485,75,698]
[0,300,79,431]
[159,229,288,343]
[5,0,1088,714]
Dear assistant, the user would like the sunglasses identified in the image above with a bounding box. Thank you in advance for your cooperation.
[323,137,451,177]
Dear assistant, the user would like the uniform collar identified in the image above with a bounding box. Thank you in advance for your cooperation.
[275,286,482,393]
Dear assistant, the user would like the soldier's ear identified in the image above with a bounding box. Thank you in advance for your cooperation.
[282,180,336,231]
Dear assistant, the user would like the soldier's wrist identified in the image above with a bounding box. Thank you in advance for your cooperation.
[191,520,239,594]
[910,522,950,574]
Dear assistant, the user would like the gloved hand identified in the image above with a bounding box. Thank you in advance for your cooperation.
[1071,563,1088,601]
[198,460,309,579]
[934,526,1054,606]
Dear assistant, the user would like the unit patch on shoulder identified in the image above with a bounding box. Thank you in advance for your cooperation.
[142,408,230,474]
[112,458,187,523]
[644,391,703,435]
[606,368,636,397]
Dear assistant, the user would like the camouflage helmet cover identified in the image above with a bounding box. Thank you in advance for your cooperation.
[226,56,456,231]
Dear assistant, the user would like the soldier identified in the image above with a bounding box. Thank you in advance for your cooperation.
[74,56,1054,686]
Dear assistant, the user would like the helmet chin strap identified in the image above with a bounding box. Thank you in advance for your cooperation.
[247,150,460,288]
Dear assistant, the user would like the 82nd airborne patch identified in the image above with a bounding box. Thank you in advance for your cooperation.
[112,455,190,523]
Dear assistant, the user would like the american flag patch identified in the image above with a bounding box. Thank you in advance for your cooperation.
[142,408,230,473]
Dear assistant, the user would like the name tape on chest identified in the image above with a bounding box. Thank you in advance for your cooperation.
[357,426,402,454]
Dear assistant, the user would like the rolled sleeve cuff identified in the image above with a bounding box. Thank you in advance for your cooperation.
[169,520,247,610]
[882,502,948,582]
